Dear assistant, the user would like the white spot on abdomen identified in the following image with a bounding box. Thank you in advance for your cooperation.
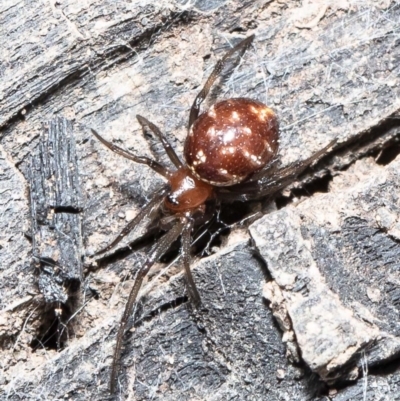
[250,106,259,115]
[231,111,240,121]
[222,128,236,144]
[207,127,216,137]
[196,149,207,163]
[243,149,264,166]
[258,107,273,122]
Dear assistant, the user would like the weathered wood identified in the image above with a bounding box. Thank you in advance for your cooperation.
[250,156,400,384]
[1,0,400,400]
[0,145,34,337]
[29,118,83,304]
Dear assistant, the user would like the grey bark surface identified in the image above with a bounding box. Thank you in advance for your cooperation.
[1,1,400,400]
[250,156,400,384]
[29,118,83,304]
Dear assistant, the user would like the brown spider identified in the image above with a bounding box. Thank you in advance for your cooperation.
[90,34,335,393]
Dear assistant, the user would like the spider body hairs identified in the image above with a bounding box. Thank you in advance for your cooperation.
[90,34,335,393]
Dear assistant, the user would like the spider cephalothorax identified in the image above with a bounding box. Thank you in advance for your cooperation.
[90,34,335,393]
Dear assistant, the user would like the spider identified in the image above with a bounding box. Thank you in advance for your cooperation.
[90,34,336,393]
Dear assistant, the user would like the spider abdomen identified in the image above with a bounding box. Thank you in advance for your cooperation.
[184,98,279,186]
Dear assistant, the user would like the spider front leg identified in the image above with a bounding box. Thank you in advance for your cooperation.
[94,186,168,256]
[136,115,183,169]
[90,128,172,178]
[188,35,255,129]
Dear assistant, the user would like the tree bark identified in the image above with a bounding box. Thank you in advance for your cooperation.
[1,1,400,400]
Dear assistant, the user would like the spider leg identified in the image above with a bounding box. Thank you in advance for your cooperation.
[267,139,337,183]
[110,218,186,393]
[217,139,337,201]
[90,128,172,178]
[188,35,255,130]
[256,138,337,196]
[136,115,184,169]
[181,215,201,307]
[248,157,280,182]
[94,187,168,256]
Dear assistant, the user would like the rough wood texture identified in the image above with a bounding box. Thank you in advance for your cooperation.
[29,118,83,304]
[1,1,400,400]
[250,156,400,384]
